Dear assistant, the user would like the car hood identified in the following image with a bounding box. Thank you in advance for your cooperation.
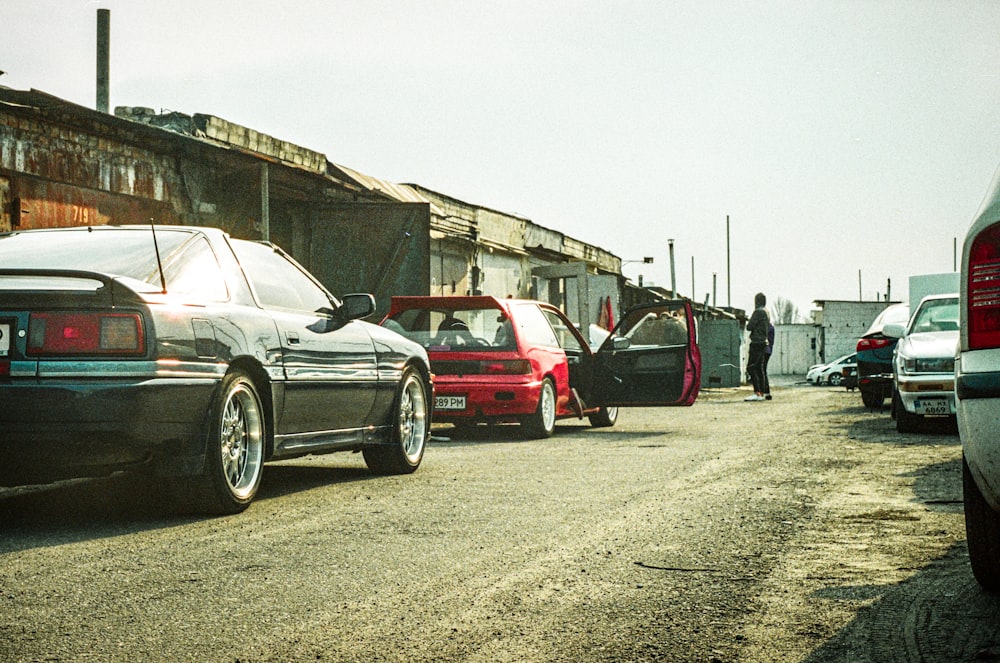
[898,331,959,359]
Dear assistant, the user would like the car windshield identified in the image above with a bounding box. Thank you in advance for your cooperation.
[386,306,515,351]
[909,297,959,334]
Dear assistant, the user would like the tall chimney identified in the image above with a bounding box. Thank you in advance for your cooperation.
[97,9,110,113]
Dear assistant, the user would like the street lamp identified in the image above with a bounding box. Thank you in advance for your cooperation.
[622,257,655,266]
[622,257,654,288]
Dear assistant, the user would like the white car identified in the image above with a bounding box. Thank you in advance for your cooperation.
[806,353,857,386]
[956,165,1000,591]
[884,294,959,433]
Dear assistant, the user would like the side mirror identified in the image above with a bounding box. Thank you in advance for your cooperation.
[339,293,377,321]
[882,322,906,339]
[612,336,631,350]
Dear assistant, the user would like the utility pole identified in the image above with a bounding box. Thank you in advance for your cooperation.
[726,215,731,309]
[96,9,110,113]
[668,239,676,299]
[690,255,695,302]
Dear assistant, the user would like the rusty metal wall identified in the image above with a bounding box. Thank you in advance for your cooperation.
[2,175,179,229]
[0,104,189,229]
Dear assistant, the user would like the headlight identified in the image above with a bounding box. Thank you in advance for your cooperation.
[899,355,954,374]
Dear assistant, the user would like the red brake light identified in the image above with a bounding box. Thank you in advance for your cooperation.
[856,337,890,352]
[27,312,145,355]
[969,222,1000,350]
[482,359,532,375]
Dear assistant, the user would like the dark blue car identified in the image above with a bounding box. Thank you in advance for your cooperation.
[0,225,433,514]
[855,303,909,408]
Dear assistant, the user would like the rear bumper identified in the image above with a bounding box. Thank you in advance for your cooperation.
[858,373,894,395]
[432,379,542,421]
[0,377,219,485]
[957,371,1000,400]
[896,388,956,415]
[957,362,1000,510]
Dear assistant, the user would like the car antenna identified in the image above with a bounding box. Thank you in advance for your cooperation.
[150,217,167,294]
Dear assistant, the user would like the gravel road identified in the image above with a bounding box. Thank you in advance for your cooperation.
[1,381,998,662]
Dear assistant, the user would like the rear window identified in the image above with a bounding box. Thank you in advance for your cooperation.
[387,306,515,351]
[0,228,229,301]
[864,303,910,336]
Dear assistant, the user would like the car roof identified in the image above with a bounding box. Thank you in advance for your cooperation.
[1,224,226,241]
[863,302,910,336]
[914,292,959,306]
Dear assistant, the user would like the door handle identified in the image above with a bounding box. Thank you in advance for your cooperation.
[286,331,300,345]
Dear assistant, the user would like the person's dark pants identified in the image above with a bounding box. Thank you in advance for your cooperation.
[762,352,771,395]
[748,342,767,394]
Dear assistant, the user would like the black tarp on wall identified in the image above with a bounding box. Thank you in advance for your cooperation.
[304,203,431,317]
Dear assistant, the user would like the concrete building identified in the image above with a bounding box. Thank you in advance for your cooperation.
[0,86,748,383]
[770,323,821,376]
[812,300,898,365]
[0,87,619,328]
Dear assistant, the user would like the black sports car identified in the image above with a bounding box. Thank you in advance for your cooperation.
[0,225,432,514]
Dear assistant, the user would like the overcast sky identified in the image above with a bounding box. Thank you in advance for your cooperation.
[4,0,999,318]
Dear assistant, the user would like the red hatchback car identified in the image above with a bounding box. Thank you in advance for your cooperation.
[383,296,701,437]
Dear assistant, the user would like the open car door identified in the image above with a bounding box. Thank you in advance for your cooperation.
[591,300,701,406]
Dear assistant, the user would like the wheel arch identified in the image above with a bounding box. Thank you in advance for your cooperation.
[401,358,434,434]
[406,357,433,392]
[224,357,275,458]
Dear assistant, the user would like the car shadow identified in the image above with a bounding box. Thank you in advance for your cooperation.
[800,541,1000,662]
[0,463,383,552]
[0,473,184,545]
[823,403,961,446]
[432,423,673,446]
[257,463,373,499]
[777,453,986,661]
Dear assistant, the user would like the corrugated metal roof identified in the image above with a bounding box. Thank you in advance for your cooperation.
[328,163,444,216]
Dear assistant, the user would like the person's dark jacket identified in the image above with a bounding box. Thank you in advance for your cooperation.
[748,308,770,345]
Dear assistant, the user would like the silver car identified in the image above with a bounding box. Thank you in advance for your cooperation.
[956,165,1000,591]
[884,293,959,433]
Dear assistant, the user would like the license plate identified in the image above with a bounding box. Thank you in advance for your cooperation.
[0,323,8,357]
[914,398,949,416]
[435,395,467,411]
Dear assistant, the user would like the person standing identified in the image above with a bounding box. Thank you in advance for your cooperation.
[763,321,775,400]
[745,292,770,402]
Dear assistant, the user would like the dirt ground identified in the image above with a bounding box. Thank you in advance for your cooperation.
[1,379,998,662]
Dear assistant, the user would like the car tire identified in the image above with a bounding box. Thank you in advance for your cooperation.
[523,378,557,439]
[588,406,619,428]
[964,455,1000,592]
[828,373,842,387]
[894,390,921,433]
[861,387,884,409]
[176,370,265,515]
[363,367,429,474]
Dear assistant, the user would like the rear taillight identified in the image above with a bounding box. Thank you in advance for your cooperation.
[432,359,532,376]
[856,337,891,352]
[969,222,1000,350]
[27,312,145,356]
[482,359,532,375]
